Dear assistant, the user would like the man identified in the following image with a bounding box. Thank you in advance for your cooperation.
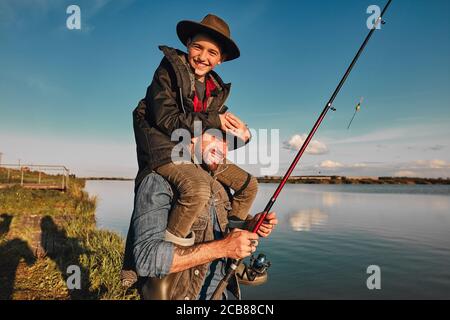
[122,134,277,300]
[122,167,277,300]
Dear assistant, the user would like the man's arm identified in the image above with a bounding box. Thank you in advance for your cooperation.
[170,211,279,273]
[169,228,259,273]
[128,173,175,278]
[128,170,263,277]
[169,241,222,273]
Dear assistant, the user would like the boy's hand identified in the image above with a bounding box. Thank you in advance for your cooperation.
[219,113,231,131]
[223,112,251,143]
[219,112,239,133]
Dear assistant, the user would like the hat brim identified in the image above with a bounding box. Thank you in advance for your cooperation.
[177,20,240,62]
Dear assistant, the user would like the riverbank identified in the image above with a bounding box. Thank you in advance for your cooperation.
[81,175,450,185]
[0,177,138,300]
[257,176,450,185]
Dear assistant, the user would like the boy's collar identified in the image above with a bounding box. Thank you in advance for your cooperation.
[159,45,230,94]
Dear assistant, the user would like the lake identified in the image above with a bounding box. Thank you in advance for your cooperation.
[85,181,450,300]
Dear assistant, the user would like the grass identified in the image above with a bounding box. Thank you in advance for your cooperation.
[0,175,139,300]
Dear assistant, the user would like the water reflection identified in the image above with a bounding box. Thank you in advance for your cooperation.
[85,180,134,237]
[430,197,450,212]
[288,208,328,232]
[85,181,450,299]
[322,192,341,207]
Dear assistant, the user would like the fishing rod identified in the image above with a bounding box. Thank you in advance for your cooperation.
[211,0,393,300]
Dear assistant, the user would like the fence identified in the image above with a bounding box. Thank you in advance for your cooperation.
[0,164,70,191]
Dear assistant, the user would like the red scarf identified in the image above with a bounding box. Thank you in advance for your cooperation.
[193,77,217,112]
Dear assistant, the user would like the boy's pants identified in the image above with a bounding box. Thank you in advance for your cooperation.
[155,161,258,239]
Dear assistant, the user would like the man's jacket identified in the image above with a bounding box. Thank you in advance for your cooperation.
[123,172,243,300]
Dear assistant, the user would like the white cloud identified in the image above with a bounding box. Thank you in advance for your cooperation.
[411,159,450,169]
[389,160,450,178]
[0,0,135,29]
[318,160,343,169]
[428,145,445,151]
[394,170,416,177]
[331,124,450,146]
[352,163,368,168]
[310,160,450,178]
[0,0,58,27]
[331,128,407,145]
[284,134,328,155]
[24,75,63,95]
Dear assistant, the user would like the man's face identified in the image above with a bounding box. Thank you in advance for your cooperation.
[192,131,227,171]
[187,34,223,78]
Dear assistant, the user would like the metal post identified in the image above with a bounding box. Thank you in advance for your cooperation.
[21,167,24,186]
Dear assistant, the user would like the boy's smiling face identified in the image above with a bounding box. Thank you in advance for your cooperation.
[187,33,224,80]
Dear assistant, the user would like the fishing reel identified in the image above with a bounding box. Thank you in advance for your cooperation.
[328,102,337,112]
[236,253,271,285]
[249,253,271,279]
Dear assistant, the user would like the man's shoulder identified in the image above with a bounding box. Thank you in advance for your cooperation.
[137,172,174,198]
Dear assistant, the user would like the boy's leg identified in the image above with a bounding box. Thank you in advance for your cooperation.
[155,162,213,239]
[213,162,258,221]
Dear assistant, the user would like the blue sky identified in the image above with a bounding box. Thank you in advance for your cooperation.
[1,0,449,177]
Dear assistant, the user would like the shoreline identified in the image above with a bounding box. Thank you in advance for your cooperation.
[257,176,450,185]
[81,176,450,185]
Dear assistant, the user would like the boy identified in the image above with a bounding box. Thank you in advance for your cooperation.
[138,14,258,246]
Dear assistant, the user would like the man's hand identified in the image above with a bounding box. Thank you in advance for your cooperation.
[246,212,278,238]
[171,228,259,273]
[220,229,259,260]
